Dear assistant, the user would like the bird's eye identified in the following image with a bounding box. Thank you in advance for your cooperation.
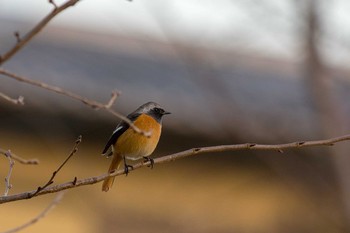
[154,108,161,113]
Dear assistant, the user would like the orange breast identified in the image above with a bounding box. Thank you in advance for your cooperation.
[115,114,162,159]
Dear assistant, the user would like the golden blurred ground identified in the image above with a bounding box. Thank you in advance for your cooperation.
[0,133,345,233]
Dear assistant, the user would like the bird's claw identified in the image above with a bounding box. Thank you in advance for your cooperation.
[124,164,134,176]
[123,156,134,176]
[143,156,154,169]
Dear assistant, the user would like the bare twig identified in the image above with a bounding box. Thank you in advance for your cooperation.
[48,0,58,10]
[0,148,39,165]
[0,68,116,109]
[0,68,150,136]
[0,134,349,204]
[29,136,81,198]
[0,92,24,105]
[0,0,80,65]
[2,150,14,197]
[13,32,21,43]
[104,91,119,109]
[2,192,64,233]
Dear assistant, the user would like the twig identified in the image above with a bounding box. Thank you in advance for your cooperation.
[2,150,14,197]
[0,68,116,109]
[0,68,150,136]
[0,92,24,105]
[0,148,39,165]
[0,0,80,65]
[2,192,64,233]
[29,136,81,198]
[48,0,58,10]
[13,32,21,43]
[104,91,119,109]
[0,134,349,204]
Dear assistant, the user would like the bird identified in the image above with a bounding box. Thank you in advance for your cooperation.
[101,102,170,192]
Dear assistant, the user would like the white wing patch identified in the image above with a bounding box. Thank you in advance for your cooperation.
[113,126,124,134]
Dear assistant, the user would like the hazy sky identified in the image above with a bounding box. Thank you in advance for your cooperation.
[1,0,350,67]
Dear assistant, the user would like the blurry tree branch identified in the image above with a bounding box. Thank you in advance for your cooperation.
[1,149,39,197]
[0,134,349,204]
[29,136,82,198]
[0,68,150,136]
[0,0,81,65]
[2,192,64,233]
[0,68,119,109]
[0,148,39,165]
[2,150,14,197]
[0,92,24,105]
[302,0,350,227]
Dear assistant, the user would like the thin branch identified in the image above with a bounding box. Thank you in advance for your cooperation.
[2,150,14,197]
[0,92,24,105]
[2,192,64,233]
[0,148,39,165]
[0,0,80,65]
[13,32,21,44]
[0,68,117,109]
[0,68,150,136]
[0,134,349,204]
[104,91,119,109]
[48,0,58,10]
[29,136,81,198]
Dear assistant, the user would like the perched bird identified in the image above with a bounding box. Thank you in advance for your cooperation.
[101,102,170,192]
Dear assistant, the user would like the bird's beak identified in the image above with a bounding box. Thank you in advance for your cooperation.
[163,111,171,115]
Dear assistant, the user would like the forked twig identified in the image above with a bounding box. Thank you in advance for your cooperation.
[48,0,58,10]
[0,148,39,165]
[0,68,150,136]
[0,68,117,109]
[28,136,81,198]
[0,0,81,65]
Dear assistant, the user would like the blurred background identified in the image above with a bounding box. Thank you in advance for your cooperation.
[1,0,350,232]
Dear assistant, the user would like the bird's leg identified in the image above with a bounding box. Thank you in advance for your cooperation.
[123,156,134,176]
[143,156,154,169]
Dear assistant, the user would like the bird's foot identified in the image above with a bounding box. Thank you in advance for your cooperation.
[143,156,154,169]
[123,157,134,176]
[124,165,134,176]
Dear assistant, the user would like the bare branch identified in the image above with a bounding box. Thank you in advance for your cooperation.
[2,192,64,233]
[0,68,115,109]
[29,136,81,198]
[0,148,39,165]
[0,68,150,136]
[0,0,81,65]
[0,92,24,105]
[0,134,349,204]
[2,150,14,197]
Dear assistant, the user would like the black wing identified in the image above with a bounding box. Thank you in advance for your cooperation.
[101,112,140,156]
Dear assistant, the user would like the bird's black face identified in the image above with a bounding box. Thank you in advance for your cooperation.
[134,102,170,123]
[153,107,170,116]
[150,107,171,122]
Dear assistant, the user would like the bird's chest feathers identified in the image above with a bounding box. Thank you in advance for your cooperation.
[115,114,161,158]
